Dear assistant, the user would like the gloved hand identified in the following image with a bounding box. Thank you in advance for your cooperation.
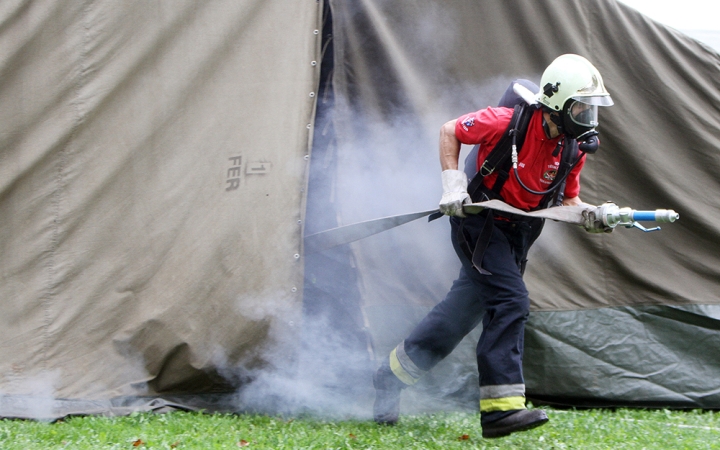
[582,204,614,233]
[439,170,471,217]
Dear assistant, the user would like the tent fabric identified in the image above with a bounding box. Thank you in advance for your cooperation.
[524,305,720,409]
[327,0,720,408]
[0,0,321,418]
[2,0,720,420]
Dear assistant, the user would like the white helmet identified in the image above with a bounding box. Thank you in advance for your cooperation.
[537,54,613,139]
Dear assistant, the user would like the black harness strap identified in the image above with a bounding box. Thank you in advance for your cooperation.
[467,104,535,203]
[456,211,495,275]
[460,105,534,274]
[540,137,580,208]
[470,211,495,275]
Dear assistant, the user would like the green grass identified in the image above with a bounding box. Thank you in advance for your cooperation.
[0,406,718,449]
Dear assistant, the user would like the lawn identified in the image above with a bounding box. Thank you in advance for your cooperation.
[1,406,718,449]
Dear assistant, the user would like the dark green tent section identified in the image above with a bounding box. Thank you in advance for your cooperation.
[525,305,720,408]
[1,0,718,419]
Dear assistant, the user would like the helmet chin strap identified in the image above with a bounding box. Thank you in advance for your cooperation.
[542,111,564,138]
[549,112,564,136]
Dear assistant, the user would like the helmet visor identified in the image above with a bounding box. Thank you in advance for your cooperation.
[572,94,614,107]
[568,100,599,128]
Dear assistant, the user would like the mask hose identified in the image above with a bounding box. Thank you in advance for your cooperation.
[511,131,585,196]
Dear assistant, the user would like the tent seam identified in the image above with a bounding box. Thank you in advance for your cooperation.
[40,0,93,371]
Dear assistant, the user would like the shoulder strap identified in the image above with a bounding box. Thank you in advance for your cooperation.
[538,137,579,209]
[467,104,534,202]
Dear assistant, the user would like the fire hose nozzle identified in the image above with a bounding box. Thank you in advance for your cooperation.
[595,203,679,232]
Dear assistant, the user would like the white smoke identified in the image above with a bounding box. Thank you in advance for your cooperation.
[0,370,62,421]
[221,2,550,419]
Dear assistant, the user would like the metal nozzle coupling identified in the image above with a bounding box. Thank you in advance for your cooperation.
[652,210,679,223]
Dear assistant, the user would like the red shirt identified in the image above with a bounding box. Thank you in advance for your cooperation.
[455,107,585,211]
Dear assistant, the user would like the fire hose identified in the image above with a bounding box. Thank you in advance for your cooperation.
[304,201,678,254]
[463,200,679,233]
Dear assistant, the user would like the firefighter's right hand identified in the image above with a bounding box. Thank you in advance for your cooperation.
[439,170,470,218]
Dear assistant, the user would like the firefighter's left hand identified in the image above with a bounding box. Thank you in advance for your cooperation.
[439,170,470,217]
[582,206,613,233]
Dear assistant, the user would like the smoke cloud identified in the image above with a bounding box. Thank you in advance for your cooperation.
[0,370,62,421]
[217,1,556,420]
[224,81,545,421]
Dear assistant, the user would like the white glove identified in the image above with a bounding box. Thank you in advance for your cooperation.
[439,170,471,217]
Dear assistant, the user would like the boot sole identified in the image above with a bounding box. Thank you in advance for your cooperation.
[482,415,548,438]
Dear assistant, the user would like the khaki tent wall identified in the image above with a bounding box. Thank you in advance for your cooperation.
[0,0,322,418]
[327,0,720,409]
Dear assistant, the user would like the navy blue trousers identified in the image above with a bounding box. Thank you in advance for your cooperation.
[403,213,541,419]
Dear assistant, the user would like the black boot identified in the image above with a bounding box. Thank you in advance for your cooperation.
[372,363,405,425]
[481,409,549,438]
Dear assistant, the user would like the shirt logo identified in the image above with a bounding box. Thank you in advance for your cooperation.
[542,169,558,183]
[461,117,475,131]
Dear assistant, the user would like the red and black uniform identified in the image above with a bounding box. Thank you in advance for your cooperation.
[388,107,584,426]
[456,106,584,210]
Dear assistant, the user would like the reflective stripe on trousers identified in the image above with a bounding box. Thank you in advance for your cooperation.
[389,341,424,385]
[479,384,526,412]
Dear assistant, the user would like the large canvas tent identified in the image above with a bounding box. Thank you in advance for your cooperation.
[1,0,719,419]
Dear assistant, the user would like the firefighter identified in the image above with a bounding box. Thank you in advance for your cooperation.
[373,54,614,438]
